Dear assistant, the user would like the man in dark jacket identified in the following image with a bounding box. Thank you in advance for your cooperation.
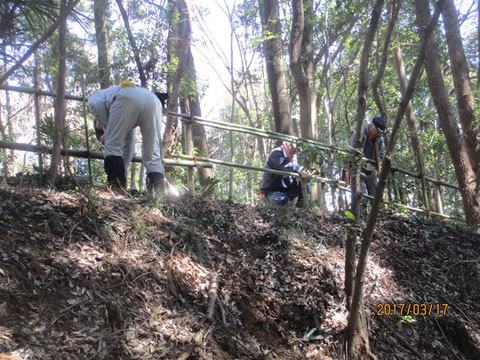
[261,141,308,206]
[350,116,386,201]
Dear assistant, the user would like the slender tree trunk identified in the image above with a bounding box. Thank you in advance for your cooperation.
[248,81,266,161]
[0,93,7,177]
[48,0,68,183]
[93,0,110,89]
[185,47,211,183]
[347,3,444,358]
[371,0,401,119]
[138,162,145,189]
[415,0,480,225]
[393,46,433,212]
[34,53,44,177]
[5,87,13,175]
[350,0,384,216]
[345,1,384,358]
[162,0,191,158]
[289,0,317,140]
[258,0,292,138]
[441,0,479,171]
[0,0,80,86]
[478,0,480,88]
[228,3,236,200]
[116,0,146,87]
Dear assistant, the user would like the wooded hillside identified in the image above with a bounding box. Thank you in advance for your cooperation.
[0,0,479,358]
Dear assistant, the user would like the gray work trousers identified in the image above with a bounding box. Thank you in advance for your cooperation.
[104,86,164,174]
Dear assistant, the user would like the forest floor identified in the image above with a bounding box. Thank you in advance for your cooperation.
[0,178,479,360]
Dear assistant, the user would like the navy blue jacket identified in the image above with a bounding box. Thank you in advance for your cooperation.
[261,146,303,193]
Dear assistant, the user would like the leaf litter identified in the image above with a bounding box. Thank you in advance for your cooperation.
[0,183,479,359]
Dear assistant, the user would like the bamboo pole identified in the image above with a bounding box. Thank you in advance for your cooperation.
[0,87,461,191]
[0,141,213,168]
[0,85,84,101]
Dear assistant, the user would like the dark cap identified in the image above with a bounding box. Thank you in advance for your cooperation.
[372,117,387,134]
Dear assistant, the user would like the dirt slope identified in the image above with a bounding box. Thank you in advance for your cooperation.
[0,182,479,359]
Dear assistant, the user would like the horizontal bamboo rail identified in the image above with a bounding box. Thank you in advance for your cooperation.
[0,86,461,218]
[0,141,213,168]
[171,112,459,191]
[0,85,460,191]
[0,85,84,101]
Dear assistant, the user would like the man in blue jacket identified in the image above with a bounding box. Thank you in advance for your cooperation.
[261,141,309,206]
[350,116,386,202]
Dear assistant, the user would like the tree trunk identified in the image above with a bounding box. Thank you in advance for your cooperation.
[115,0,146,87]
[162,0,191,158]
[345,0,384,357]
[478,0,480,89]
[371,0,401,119]
[347,3,444,358]
[5,86,13,175]
[0,92,7,177]
[393,46,433,212]
[0,0,80,86]
[258,0,293,138]
[350,0,384,216]
[48,0,68,183]
[228,3,236,200]
[415,0,480,225]
[93,0,110,89]
[289,0,317,140]
[441,0,479,172]
[34,53,44,177]
[185,47,212,183]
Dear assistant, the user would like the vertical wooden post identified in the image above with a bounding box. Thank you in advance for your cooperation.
[81,74,92,184]
[185,116,195,196]
[434,183,444,216]
[138,162,145,189]
[33,55,43,177]
[417,154,430,217]
[300,178,309,208]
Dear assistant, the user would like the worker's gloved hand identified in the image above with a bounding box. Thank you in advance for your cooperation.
[298,166,310,180]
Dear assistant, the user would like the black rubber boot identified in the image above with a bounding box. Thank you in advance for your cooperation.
[146,172,166,196]
[104,156,126,189]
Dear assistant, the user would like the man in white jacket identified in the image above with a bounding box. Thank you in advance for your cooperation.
[88,82,165,193]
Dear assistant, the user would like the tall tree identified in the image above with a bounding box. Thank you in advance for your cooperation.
[347,3,445,357]
[345,1,384,358]
[116,0,147,87]
[441,0,479,172]
[185,47,211,183]
[415,0,480,225]
[93,0,110,89]
[289,0,317,140]
[393,45,434,212]
[371,0,401,119]
[162,0,191,158]
[48,0,68,182]
[350,0,385,215]
[259,0,293,137]
[0,0,80,86]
